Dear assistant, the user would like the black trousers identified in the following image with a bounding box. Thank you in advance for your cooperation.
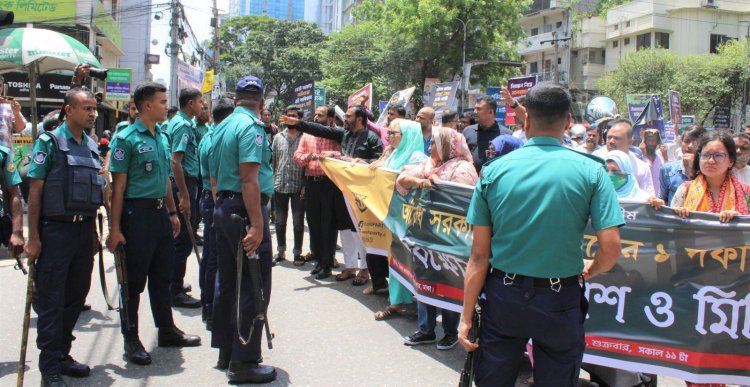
[199,192,218,310]
[273,191,304,256]
[171,177,199,290]
[304,178,338,272]
[476,272,587,387]
[212,195,272,362]
[35,219,94,374]
[120,204,175,336]
[366,254,389,284]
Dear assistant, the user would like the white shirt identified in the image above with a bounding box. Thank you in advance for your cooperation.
[594,148,655,195]
[576,144,601,154]
[733,166,750,185]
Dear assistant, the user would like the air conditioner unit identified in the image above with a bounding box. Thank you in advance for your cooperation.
[94,44,103,60]
[701,0,718,8]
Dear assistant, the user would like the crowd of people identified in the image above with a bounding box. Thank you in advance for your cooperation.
[4,62,750,387]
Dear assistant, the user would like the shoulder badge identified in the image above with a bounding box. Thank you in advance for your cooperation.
[33,151,47,165]
[7,160,15,172]
[255,133,264,146]
[113,148,126,161]
[182,133,190,145]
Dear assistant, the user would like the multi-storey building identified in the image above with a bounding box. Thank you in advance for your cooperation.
[229,0,305,20]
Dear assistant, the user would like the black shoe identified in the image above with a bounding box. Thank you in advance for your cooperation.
[60,354,90,377]
[182,283,192,293]
[41,372,67,387]
[310,264,322,275]
[202,307,209,323]
[293,254,305,266]
[216,349,231,370]
[205,317,213,332]
[274,253,286,263]
[227,361,277,384]
[80,304,91,312]
[158,326,201,347]
[315,270,332,280]
[124,336,151,365]
[172,291,201,308]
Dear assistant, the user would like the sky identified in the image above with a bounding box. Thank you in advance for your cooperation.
[150,0,229,84]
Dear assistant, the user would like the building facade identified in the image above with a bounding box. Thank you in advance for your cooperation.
[229,0,305,20]
[119,0,154,86]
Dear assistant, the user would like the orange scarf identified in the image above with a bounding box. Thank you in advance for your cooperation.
[682,174,749,214]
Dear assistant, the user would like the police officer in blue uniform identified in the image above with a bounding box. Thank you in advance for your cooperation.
[26,89,103,387]
[167,87,203,308]
[107,82,201,366]
[210,76,276,384]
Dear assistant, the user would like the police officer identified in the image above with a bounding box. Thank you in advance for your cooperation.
[210,76,276,384]
[459,83,624,387]
[25,89,103,386]
[107,82,201,366]
[168,87,203,308]
[198,98,235,330]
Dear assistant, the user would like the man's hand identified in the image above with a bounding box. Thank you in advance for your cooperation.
[106,231,126,252]
[73,63,91,83]
[11,99,21,114]
[356,93,370,106]
[178,193,191,219]
[242,225,262,254]
[24,236,41,264]
[458,318,478,352]
[320,151,339,159]
[279,115,301,127]
[501,86,514,106]
[170,214,180,237]
[300,186,305,201]
[673,207,691,218]
[9,231,24,257]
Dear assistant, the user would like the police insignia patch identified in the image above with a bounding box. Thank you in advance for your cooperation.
[255,133,263,146]
[145,162,153,172]
[182,133,189,144]
[33,151,47,164]
[7,161,15,172]
[113,148,125,161]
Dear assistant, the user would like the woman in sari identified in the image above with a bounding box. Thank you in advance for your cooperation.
[373,127,476,321]
[650,131,750,223]
[605,150,650,201]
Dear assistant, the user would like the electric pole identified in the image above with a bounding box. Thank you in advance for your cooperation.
[212,0,220,73]
[169,0,180,106]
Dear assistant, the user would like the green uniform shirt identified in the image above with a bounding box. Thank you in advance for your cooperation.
[109,119,171,199]
[28,122,92,180]
[168,111,199,178]
[198,130,212,188]
[115,120,130,133]
[0,144,21,186]
[467,136,624,278]
[211,107,273,195]
[195,122,210,145]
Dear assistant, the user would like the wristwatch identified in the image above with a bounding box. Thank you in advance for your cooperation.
[510,100,519,109]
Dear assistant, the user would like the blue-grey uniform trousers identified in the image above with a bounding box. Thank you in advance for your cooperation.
[199,191,218,311]
[211,195,272,362]
[120,203,176,336]
[35,219,94,374]
[171,177,199,291]
[476,272,588,387]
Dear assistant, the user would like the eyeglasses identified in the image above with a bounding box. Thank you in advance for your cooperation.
[698,152,728,162]
[386,130,401,137]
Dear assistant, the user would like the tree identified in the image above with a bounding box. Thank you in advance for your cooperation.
[219,16,327,111]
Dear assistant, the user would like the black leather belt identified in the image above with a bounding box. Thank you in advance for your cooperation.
[44,215,93,223]
[170,175,199,185]
[308,175,328,182]
[217,191,271,205]
[490,268,580,292]
[125,198,165,209]
[201,189,213,199]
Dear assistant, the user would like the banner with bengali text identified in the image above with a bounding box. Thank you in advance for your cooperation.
[322,162,750,384]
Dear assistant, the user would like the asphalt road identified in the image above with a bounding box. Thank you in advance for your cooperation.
[0,218,688,386]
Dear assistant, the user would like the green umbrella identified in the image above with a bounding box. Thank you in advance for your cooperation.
[0,27,102,139]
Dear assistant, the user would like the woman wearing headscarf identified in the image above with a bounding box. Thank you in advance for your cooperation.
[604,150,650,201]
[486,134,524,161]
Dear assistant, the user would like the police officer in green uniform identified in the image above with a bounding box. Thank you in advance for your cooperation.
[167,87,203,308]
[107,82,201,366]
[210,76,276,384]
[26,89,103,387]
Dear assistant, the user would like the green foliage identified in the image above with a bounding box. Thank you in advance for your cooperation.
[596,44,750,124]
[218,15,327,110]
[593,0,631,17]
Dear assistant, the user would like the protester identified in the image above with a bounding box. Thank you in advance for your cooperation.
[272,106,306,266]
[656,125,706,205]
[578,126,602,154]
[441,110,459,129]
[367,103,407,148]
[569,124,586,147]
[659,131,750,222]
[744,123,750,136]
[502,86,527,129]
[0,74,28,150]
[732,133,750,184]
[593,119,655,195]
[459,111,476,133]
[605,150,650,201]
[486,134,524,161]
[640,129,666,198]
[415,107,436,154]
[462,95,513,172]
[107,82,201,367]
[459,83,623,386]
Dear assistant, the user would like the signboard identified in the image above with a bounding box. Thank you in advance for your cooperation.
[627,94,665,142]
[104,68,132,101]
[505,75,537,126]
[292,80,315,119]
[202,69,215,94]
[177,59,204,92]
[681,115,695,125]
[1,0,75,25]
[378,100,388,115]
[486,86,506,124]
[713,106,731,129]
[211,74,222,101]
[3,72,71,100]
[668,90,682,125]
[314,86,326,107]
[425,81,459,124]
[663,121,676,143]
[376,87,416,126]
[422,77,440,105]
[348,83,372,111]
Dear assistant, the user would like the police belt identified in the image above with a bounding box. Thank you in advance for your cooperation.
[170,175,199,186]
[490,268,580,291]
[43,215,93,223]
[201,189,213,199]
[217,191,270,206]
[125,198,165,209]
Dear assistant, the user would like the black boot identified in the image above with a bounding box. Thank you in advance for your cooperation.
[41,372,67,387]
[158,326,201,347]
[124,336,151,365]
[60,354,90,377]
[226,361,276,384]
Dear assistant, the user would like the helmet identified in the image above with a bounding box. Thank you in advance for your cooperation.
[585,97,618,123]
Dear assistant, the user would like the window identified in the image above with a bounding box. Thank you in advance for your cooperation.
[625,20,631,27]
[543,24,552,33]
[613,24,619,31]
[613,40,619,48]
[572,50,578,57]
[655,32,669,49]
[636,32,651,50]
[531,27,539,36]
[529,62,539,74]
[556,21,562,28]
[558,57,562,65]
[602,49,606,64]
[710,34,733,54]
[624,37,631,45]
